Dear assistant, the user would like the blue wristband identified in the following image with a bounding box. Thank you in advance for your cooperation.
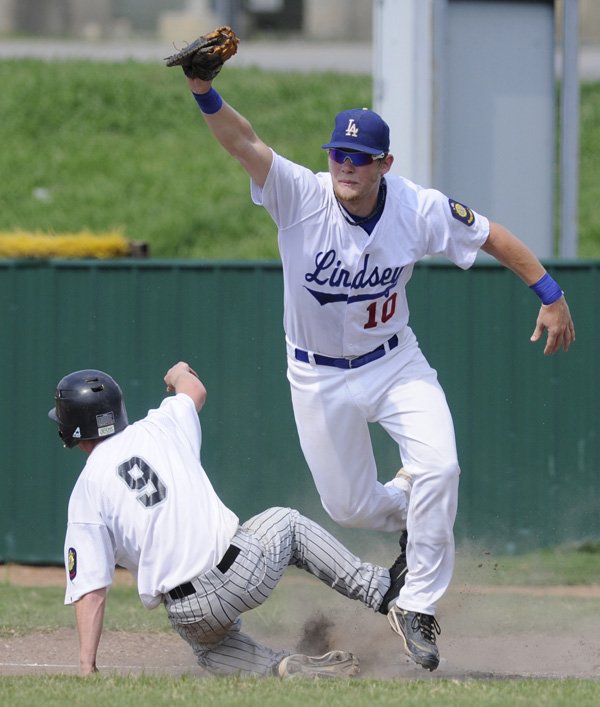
[192,88,223,115]
[530,272,564,305]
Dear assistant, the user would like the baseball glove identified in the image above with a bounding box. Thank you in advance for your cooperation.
[164,26,239,80]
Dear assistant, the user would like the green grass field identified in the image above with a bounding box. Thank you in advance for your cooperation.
[2,545,600,705]
[579,82,600,257]
[1,60,599,259]
[1,674,599,707]
[0,60,370,259]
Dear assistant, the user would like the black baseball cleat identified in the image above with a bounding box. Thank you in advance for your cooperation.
[387,606,441,671]
[378,529,408,614]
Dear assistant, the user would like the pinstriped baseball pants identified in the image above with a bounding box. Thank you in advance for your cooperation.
[164,507,390,677]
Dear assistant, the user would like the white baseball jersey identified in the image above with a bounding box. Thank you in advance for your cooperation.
[251,152,490,357]
[64,393,239,609]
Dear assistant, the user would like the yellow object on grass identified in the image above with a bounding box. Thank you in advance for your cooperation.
[0,230,132,259]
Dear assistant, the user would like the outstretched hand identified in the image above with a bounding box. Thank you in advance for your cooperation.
[530,297,576,355]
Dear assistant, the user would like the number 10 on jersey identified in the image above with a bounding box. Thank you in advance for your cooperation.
[364,293,397,329]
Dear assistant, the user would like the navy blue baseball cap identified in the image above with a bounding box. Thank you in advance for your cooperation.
[321,108,390,155]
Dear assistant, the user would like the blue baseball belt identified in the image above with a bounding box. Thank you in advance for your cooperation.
[294,334,399,370]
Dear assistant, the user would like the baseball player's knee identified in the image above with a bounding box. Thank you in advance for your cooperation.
[431,459,460,479]
[414,459,460,484]
[322,500,373,529]
[243,506,293,533]
[433,460,461,487]
[331,514,365,529]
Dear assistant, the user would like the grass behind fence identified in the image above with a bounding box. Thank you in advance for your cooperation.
[579,82,600,257]
[1,60,599,258]
[0,60,370,259]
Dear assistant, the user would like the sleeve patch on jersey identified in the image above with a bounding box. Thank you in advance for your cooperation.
[68,547,77,580]
[449,199,475,227]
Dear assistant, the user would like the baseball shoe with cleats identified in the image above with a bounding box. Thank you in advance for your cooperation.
[378,528,408,614]
[278,650,359,679]
[388,606,441,671]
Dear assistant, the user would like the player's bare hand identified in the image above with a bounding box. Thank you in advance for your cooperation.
[165,361,200,392]
[530,297,575,355]
[164,362,206,411]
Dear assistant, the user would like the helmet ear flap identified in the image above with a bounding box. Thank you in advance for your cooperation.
[48,370,129,448]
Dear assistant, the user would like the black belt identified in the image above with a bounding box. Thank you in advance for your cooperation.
[168,544,240,600]
[295,334,399,370]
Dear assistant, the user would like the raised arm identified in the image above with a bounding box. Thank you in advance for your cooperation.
[164,361,207,412]
[186,77,273,188]
[481,222,575,355]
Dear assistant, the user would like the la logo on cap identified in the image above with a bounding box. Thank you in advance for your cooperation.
[345,119,359,138]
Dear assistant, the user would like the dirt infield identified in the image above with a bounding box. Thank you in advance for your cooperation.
[2,565,600,680]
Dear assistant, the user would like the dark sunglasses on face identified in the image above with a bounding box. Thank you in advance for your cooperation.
[328,148,386,166]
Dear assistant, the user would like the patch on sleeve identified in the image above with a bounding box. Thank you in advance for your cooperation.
[448,199,475,226]
[68,547,77,580]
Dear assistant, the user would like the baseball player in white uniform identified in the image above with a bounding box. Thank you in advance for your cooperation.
[181,65,575,671]
[50,362,396,678]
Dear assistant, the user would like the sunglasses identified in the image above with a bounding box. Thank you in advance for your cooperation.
[328,148,386,166]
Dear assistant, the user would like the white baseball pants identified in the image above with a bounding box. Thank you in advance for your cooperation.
[287,339,460,615]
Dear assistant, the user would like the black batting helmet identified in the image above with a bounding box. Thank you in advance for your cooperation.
[48,369,129,448]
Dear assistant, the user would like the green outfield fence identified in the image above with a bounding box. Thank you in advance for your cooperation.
[1,259,598,564]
